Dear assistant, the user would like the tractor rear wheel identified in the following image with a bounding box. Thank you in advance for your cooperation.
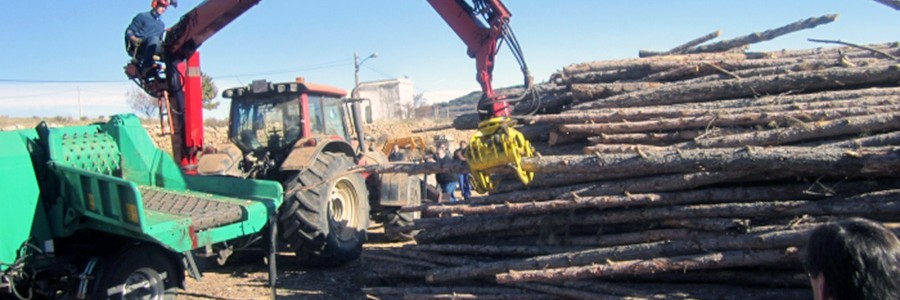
[279,152,370,266]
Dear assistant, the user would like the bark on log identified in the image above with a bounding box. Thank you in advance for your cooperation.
[416,190,900,243]
[751,42,899,59]
[573,64,900,109]
[429,228,810,284]
[564,94,899,126]
[814,131,900,148]
[687,112,900,149]
[566,86,900,113]
[688,14,838,54]
[587,130,711,145]
[406,184,823,216]
[559,52,748,76]
[809,38,899,60]
[406,244,591,257]
[660,218,750,232]
[494,248,801,283]
[627,269,810,287]
[582,112,900,153]
[563,68,658,84]
[558,42,896,80]
[571,82,664,101]
[639,30,722,57]
[522,146,900,178]
[384,249,483,267]
[559,105,900,135]
[473,171,752,205]
[363,252,441,269]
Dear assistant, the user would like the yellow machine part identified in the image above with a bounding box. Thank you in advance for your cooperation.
[381,135,429,161]
[465,117,535,193]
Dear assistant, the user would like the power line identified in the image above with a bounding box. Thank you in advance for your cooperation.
[216,59,354,78]
[0,78,125,84]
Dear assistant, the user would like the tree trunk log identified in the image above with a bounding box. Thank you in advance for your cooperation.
[416,190,900,243]
[688,14,838,53]
[494,248,801,283]
[573,64,900,109]
[406,184,823,216]
[687,112,900,148]
[567,86,900,114]
[429,227,811,284]
[534,95,899,125]
[639,30,722,57]
[570,82,665,101]
[559,106,900,135]
[814,131,900,148]
[559,52,748,76]
[407,244,591,257]
[522,146,900,178]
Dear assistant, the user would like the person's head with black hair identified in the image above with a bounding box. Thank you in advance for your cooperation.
[804,217,900,300]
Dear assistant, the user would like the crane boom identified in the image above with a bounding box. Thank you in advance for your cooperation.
[127,0,535,191]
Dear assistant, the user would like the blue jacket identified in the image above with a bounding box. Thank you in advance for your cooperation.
[125,10,165,40]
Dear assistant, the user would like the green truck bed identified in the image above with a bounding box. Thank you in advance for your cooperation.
[1,114,283,265]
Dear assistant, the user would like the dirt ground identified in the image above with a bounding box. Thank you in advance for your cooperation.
[179,226,407,300]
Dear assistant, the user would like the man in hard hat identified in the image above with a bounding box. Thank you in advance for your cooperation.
[125,0,174,78]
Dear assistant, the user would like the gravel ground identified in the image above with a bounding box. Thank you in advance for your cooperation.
[178,226,407,300]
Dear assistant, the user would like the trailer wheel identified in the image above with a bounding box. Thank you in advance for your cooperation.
[280,152,370,266]
[91,246,177,300]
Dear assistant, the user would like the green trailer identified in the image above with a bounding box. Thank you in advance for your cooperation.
[0,114,282,299]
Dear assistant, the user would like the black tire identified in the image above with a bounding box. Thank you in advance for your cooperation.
[90,246,178,300]
[279,152,370,266]
[383,206,419,241]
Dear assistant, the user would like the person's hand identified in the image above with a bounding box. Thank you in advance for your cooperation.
[130,36,143,46]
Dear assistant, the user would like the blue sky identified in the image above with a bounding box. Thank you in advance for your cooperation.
[0,1,897,118]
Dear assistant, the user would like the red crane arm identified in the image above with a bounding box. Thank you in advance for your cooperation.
[161,0,261,172]
[164,0,262,61]
[427,0,522,118]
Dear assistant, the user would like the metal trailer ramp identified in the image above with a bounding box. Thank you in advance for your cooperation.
[140,187,245,231]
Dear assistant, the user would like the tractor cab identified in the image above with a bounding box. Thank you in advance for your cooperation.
[210,78,355,178]
[225,78,350,153]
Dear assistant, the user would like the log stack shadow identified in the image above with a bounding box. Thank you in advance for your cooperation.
[362,21,900,299]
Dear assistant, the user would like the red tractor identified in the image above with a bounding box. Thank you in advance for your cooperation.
[124,0,536,266]
[197,78,422,264]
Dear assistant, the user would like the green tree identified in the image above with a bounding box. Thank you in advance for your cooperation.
[201,72,219,110]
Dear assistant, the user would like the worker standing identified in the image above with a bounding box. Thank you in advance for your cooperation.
[125,0,171,77]
[388,144,406,162]
[453,141,472,201]
[434,147,459,202]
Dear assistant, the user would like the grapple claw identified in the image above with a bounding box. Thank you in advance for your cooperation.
[465,117,535,193]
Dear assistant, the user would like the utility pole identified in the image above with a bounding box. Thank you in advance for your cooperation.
[77,86,83,119]
[353,51,378,98]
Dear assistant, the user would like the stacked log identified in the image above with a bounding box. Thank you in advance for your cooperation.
[362,17,900,299]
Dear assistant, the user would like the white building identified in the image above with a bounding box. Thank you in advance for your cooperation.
[356,78,415,121]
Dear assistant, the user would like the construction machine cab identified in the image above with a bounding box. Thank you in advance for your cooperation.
[226,79,350,153]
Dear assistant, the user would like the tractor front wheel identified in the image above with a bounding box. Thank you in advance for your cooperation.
[279,152,370,266]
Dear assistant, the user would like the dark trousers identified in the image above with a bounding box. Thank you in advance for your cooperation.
[458,173,472,201]
[139,35,162,72]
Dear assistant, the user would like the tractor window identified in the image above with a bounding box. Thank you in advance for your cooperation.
[323,98,346,137]
[308,96,325,134]
[230,94,300,151]
[308,95,347,139]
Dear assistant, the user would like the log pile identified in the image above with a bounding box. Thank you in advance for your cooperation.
[362,16,900,299]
